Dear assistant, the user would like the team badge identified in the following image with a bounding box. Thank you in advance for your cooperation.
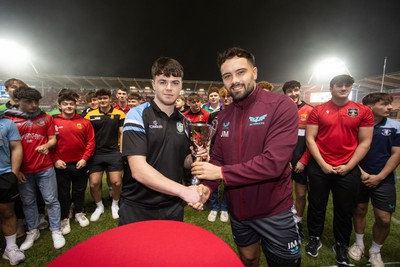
[347,108,359,118]
[177,122,184,133]
[37,119,46,126]
[77,123,83,129]
[381,128,392,136]
[300,114,308,121]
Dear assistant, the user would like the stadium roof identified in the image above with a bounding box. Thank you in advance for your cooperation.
[1,71,399,100]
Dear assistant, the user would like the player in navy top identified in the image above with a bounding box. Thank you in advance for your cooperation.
[348,92,400,266]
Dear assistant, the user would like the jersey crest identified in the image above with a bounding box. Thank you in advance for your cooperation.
[176,122,184,133]
[347,108,359,118]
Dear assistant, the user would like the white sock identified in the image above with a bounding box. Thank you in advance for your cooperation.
[370,241,383,254]
[96,201,104,209]
[112,199,119,207]
[355,233,364,248]
[5,234,17,250]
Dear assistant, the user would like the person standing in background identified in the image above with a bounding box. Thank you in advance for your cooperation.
[207,87,232,223]
[282,80,313,240]
[305,74,373,266]
[202,87,222,113]
[85,89,125,222]
[0,111,25,265]
[5,87,65,251]
[52,89,95,234]
[348,92,400,267]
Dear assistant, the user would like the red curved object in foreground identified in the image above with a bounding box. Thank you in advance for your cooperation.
[48,220,243,267]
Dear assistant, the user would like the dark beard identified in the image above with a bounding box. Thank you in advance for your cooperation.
[230,84,255,101]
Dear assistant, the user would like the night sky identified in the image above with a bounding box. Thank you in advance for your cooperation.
[1,0,399,83]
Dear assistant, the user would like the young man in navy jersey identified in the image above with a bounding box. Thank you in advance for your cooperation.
[119,57,208,225]
[348,92,400,267]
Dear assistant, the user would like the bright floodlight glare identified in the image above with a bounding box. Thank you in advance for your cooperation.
[314,58,348,78]
[0,39,34,72]
[308,57,351,85]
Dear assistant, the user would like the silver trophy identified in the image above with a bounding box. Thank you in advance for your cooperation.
[184,121,216,185]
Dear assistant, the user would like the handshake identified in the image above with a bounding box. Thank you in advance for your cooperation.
[181,160,223,211]
[184,184,211,211]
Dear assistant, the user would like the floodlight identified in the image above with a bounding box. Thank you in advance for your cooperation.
[308,57,350,84]
[0,39,38,74]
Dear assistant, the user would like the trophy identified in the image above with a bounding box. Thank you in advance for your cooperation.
[184,121,216,185]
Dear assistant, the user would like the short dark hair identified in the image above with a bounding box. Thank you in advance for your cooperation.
[13,86,42,101]
[85,90,97,103]
[95,88,112,97]
[128,92,141,101]
[217,47,255,69]
[187,93,201,103]
[282,80,301,94]
[58,89,79,104]
[117,87,128,93]
[151,57,184,79]
[330,74,354,88]
[362,92,393,106]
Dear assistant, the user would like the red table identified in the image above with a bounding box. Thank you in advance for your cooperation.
[48,220,243,267]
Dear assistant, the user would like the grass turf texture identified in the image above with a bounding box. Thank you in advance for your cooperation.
[2,174,400,267]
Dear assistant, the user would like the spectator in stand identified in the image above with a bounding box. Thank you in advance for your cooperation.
[52,89,95,235]
[348,92,400,267]
[127,93,141,109]
[207,87,232,223]
[85,89,125,222]
[5,86,65,251]
[191,47,301,267]
[175,95,188,112]
[305,74,373,266]
[282,80,313,241]
[0,111,25,265]
[202,87,222,113]
[119,57,207,225]
[257,81,274,92]
[183,93,210,123]
[114,87,130,114]
[81,90,98,118]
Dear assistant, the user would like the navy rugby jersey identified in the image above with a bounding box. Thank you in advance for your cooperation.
[359,117,400,184]
[121,100,190,207]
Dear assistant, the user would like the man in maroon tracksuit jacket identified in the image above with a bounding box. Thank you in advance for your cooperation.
[191,47,301,267]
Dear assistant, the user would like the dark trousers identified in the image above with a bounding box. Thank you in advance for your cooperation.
[56,162,89,219]
[307,159,360,245]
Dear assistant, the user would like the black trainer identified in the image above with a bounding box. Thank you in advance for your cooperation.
[333,242,350,266]
[297,222,305,241]
[306,236,322,257]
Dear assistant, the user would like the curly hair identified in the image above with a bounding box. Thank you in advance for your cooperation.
[13,86,42,101]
